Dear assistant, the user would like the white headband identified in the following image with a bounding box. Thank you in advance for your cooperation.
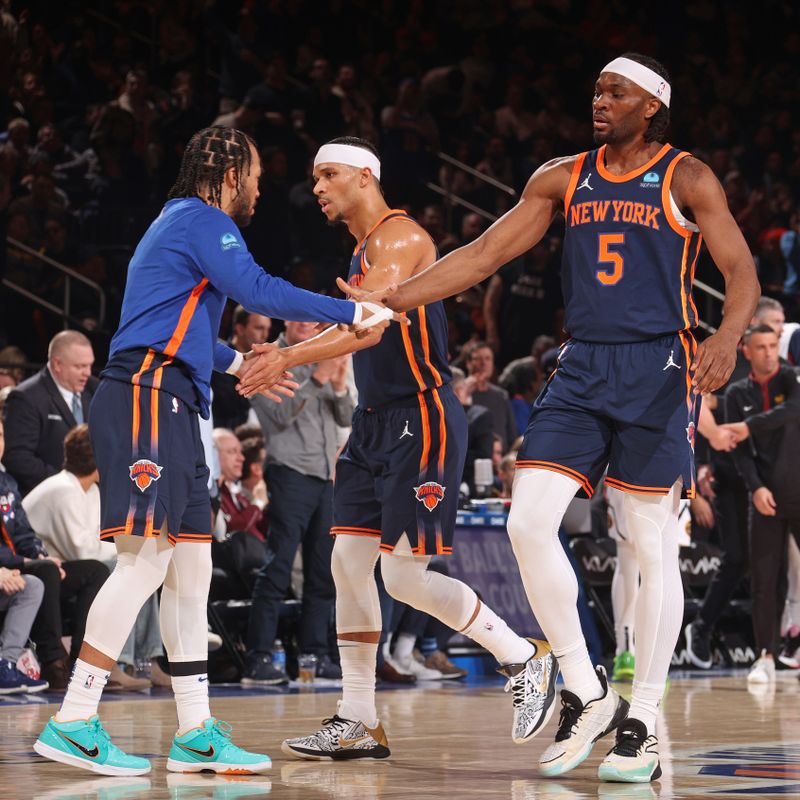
[601,57,671,108]
[314,143,381,181]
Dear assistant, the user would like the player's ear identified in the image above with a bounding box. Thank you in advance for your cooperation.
[224,165,239,189]
[643,97,661,121]
[359,167,373,188]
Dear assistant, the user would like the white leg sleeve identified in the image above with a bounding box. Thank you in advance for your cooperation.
[160,541,212,663]
[612,538,639,655]
[783,535,800,632]
[82,535,172,659]
[331,534,381,633]
[622,483,684,734]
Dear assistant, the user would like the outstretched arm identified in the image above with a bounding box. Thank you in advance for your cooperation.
[236,217,433,397]
[674,157,760,394]
[375,158,571,312]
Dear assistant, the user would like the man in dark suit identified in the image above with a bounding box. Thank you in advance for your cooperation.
[3,330,97,495]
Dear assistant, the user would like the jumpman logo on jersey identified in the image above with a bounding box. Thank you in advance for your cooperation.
[576,173,594,191]
[662,350,680,371]
[399,420,414,439]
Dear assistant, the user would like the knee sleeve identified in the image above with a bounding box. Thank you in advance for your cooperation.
[331,534,381,633]
[160,541,212,663]
[380,552,477,632]
[83,535,173,660]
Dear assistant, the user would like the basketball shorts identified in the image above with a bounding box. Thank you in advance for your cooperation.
[518,332,699,499]
[90,377,212,545]
[332,384,467,556]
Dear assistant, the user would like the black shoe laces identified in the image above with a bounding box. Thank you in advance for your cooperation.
[554,692,582,742]
[611,723,647,757]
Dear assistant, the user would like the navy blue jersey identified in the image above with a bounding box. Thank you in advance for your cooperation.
[562,144,702,343]
[348,210,451,408]
[103,197,357,417]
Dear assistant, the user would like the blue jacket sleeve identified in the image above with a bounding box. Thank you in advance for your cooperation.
[190,211,357,325]
[213,341,238,373]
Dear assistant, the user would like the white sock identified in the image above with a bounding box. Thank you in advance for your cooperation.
[554,639,602,705]
[172,673,211,734]
[393,632,416,663]
[338,639,378,727]
[55,659,109,721]
[461,602,535,666]
[628,680,661,735]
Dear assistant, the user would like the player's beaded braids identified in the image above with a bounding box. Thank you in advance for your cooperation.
[168,126,256,207]
[621,52,671,143]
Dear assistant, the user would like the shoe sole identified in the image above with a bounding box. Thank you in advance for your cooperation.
[166,757,271,774]
[280,741,390,761]
[513,654,560,745]
[240,677,289,686]
[33,740,151,776]
[598,760,662,783]
[538,694,631,776]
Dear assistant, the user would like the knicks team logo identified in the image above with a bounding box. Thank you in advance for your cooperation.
[414,482,446,511]
[129,459,163,492]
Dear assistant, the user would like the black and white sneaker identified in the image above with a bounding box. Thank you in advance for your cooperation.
[538,665,629,777]
[281,711,390,761]
[684,622,712,669]
[598,718,661,783]
[497,638,559,744]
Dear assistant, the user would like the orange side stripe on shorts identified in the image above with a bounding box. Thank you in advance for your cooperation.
[516,460,594,497]
[416,391,432,477]
[431,387,447,476]
[605,477,671,495]
[164,278,209,358]
[126,350,156,536]
[330,528,382,538]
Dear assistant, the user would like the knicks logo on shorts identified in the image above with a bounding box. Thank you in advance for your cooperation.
[129,459,163,492]
[414,481,446,511]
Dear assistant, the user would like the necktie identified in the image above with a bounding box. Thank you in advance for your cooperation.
[72,393,84,424]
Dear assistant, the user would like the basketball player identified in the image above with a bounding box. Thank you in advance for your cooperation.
[33,127,399,777]
[338,55,760,782]
[255,137,559,761]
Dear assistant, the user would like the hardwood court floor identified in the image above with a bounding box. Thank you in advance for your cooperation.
[1,671,799,799]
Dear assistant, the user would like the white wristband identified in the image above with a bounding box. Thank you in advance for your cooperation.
[226,351,244,375]
[351,302,362,325]
[356,301,393,329]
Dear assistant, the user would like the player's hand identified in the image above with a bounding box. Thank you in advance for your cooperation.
[718,421,750,444]
[706,424,738,452]
[753,486,777,517]
[691,495,715,529]
[236,343,299,400]
[691,330,739,395]
[336,276,396,305]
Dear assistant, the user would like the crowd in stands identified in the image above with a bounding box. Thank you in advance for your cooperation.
[2,1,800,689]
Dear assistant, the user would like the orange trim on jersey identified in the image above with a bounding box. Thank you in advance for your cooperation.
[416,391,432,476]
[677,236,691,329]
[351,208,412,255]
[687,237,701,324]
[417,305,443,387]
[515,459,593,497]
[401,322,428,392]
[605,477,671,496]
[661,151,692,238]
[596,143,671,183]
[163,278,209,358]
[563,152,587,215]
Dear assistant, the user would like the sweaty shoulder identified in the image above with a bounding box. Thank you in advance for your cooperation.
[365,216,435,276]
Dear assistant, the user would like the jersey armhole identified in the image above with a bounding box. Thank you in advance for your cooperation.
[661,152,694,238]
[563,152,587,216]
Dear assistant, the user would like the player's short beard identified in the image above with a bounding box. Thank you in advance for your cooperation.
[230,188,255,227]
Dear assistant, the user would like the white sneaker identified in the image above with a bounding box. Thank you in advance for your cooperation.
[497,638,559,744]
[598,718,661,783]
[390,653,443,681]
[538,666,629,777]
[747,650,776,684]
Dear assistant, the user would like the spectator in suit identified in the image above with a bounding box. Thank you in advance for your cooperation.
[450,367,494,495]
[3,330,97,495]
[0,418,108,690]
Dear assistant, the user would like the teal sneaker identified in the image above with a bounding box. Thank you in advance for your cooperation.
[612,651,635,682]
[166,718,271,774]
[34,715,151,776]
